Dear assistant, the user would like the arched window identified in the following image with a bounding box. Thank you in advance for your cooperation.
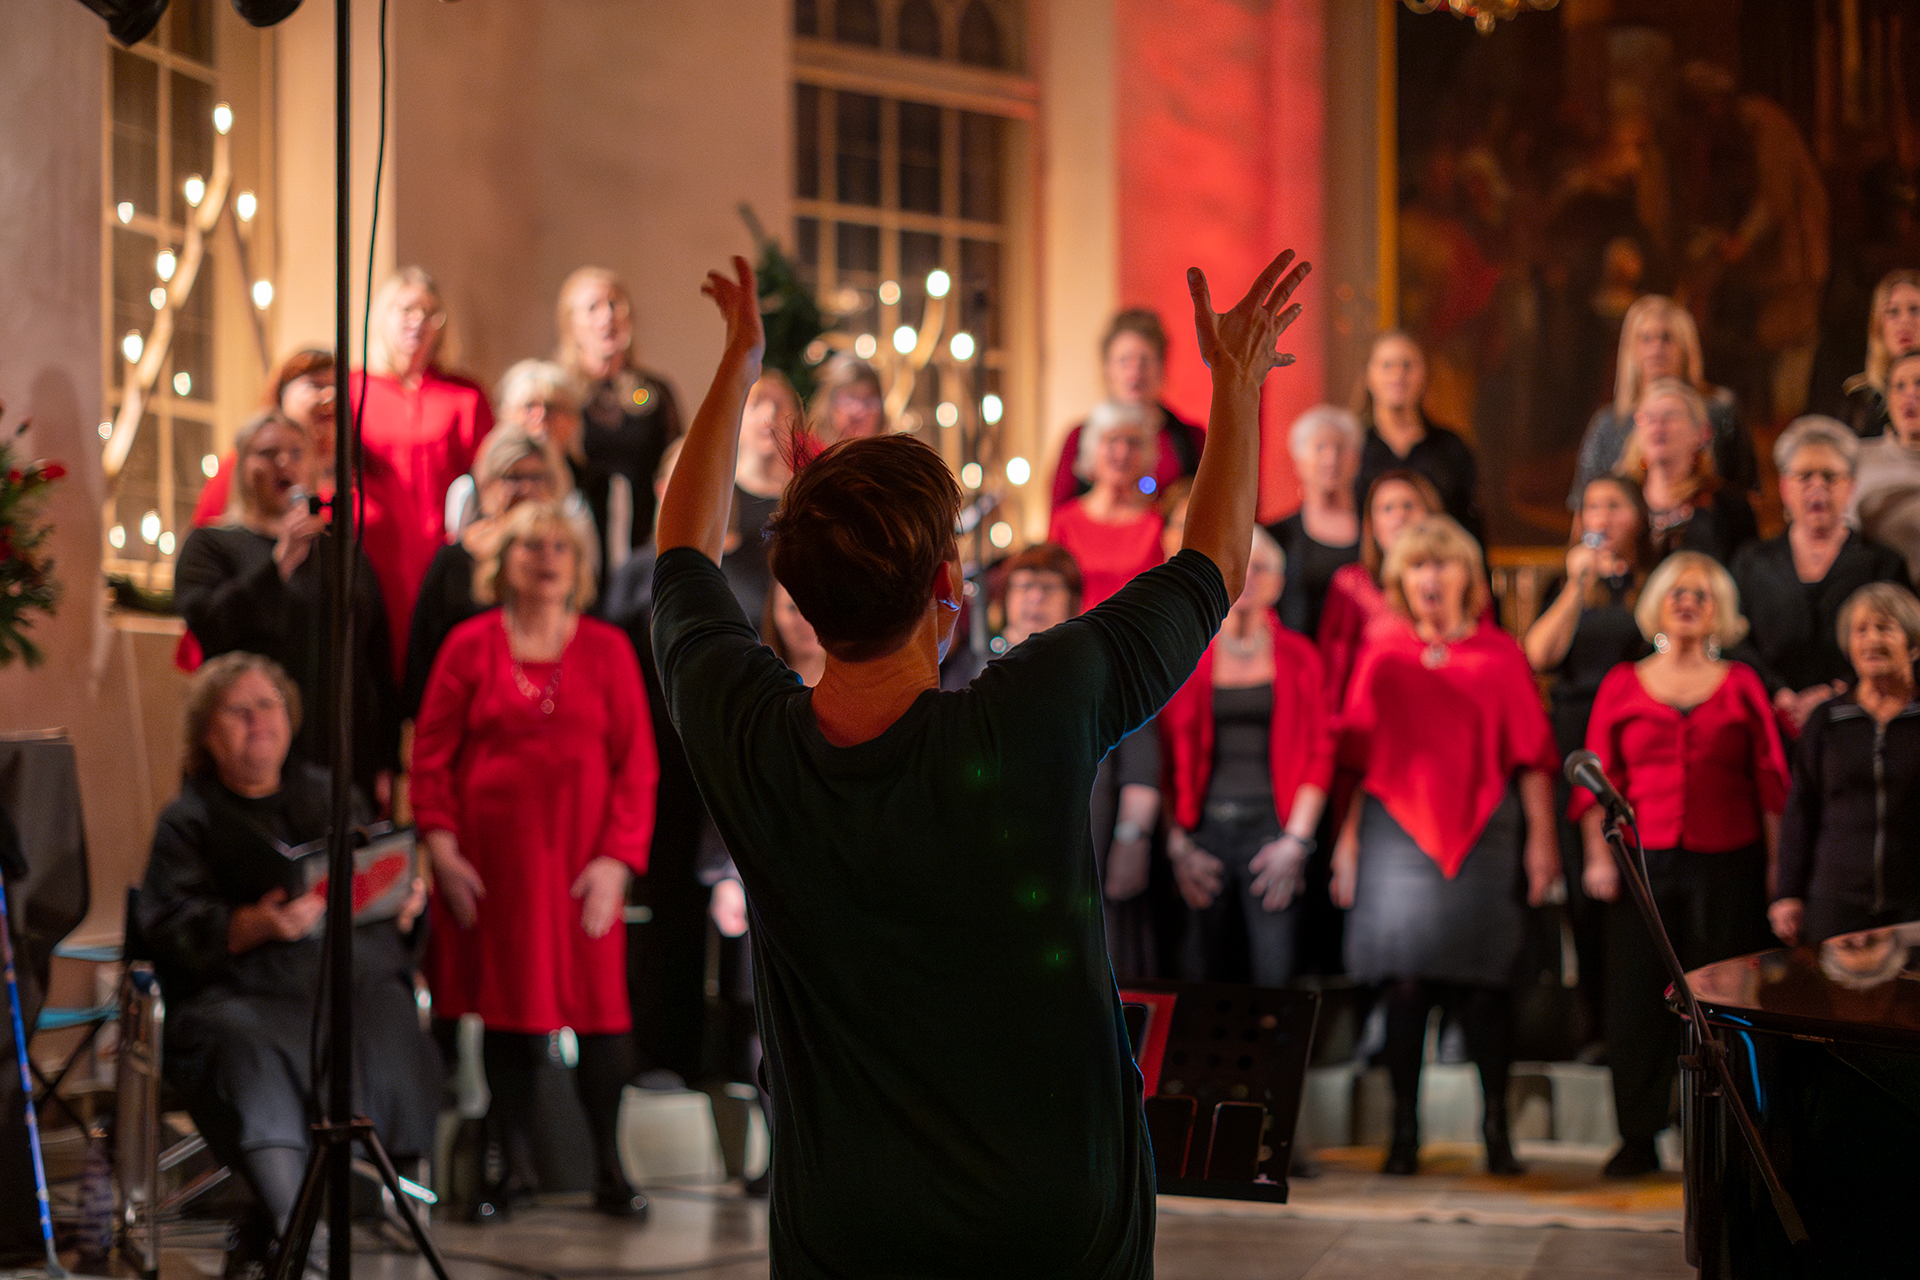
[896,0,942,57]
[958,1,1003,69]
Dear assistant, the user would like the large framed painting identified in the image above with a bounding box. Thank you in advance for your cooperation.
[1392,0,1920,543]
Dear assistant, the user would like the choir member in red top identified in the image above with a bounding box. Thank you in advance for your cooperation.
[412,500,657,1218]
[1048,308,1206,510]
[1047,401,1168,608]
[350,268,494,681]
[1159,527,1330,986]
[1316,469,1442,712]
[1332,515,1560,1178]
[1574,550,1788,1178]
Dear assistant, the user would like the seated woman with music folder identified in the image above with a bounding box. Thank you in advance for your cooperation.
[137,652,440,1272]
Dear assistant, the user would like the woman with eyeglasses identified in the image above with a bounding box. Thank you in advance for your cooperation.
[351,268,494,684]
[1730,417,1905,736]
[1618,377,1758,565]
[402,424,579,719]
[175,410,400,806]
[192,349,339,528]
[1573,551,1789,1178]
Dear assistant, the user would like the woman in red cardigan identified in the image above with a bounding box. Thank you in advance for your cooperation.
[1574,550,1788,1178]
[351,267,494,682]
[1333,515,1560,1178]
[1159,527,1330,986]
[412,499,656,1218]
[1316,469,1443,713]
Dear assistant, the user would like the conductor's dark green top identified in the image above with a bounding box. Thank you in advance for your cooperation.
[652,546,1228,1278]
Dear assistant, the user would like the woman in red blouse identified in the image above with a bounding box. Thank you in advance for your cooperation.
[412,500,657,1218]
[1574,550,1788,1178]
[1159,528,1331,986]
[1047,401,1167,608]
[1332,515,1560,1177]
[351,268,494,682]
[1316,469,1442,712]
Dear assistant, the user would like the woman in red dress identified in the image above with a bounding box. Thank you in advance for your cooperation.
[351,268,494,681]
[1333,515,1560,1178]
[1316,469,1443,712]
[412,499,657,1218]
[1159,527,1331,986]
[1574,550,1788,1178]
[1047,401,1167,608]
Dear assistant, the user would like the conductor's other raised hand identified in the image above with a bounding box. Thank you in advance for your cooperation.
[701,255,765,377]
[1187,249,1309,385]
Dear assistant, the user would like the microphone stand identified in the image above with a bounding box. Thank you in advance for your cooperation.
[1595,801,1810,1268]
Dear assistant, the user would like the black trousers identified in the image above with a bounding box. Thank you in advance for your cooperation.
[1179,807,1299,987]
[1604,844,1771,1143]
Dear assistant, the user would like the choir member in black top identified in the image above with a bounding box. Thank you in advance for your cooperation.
[402,424,574,717]
[1268,404,1360,637]
[1351,331,1483,543]
[138,653,438,1268]
[556,266,684,559]
[1731,417,1907,734]
[1524,474,1657,1044]
[1620,377,1758,565]
[174,410,398,804]
[1832,269,1920,438]
[1772,583,1920,946]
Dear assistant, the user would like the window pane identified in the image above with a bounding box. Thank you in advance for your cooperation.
[172,416,213,534]
[898,102,942,215]
[112,226,159,350]
[111,49,158,215]
[796,217,820,283]
[960,238,1001,351]
[114,414,161,565]
[835,222,880,276]
[834,0,880,45]
[834,92,881,207]
[960,112,1001,222]
[170,72,216,225]
[794,0,818,37]
[174,270,214,405]
[166,0,215,64]
[796,84,822,200]
[897,0,941,56]
[898,230,942,330]
[958,1,1004,69]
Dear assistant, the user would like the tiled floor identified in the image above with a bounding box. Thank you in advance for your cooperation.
[132,1189,1693,1280]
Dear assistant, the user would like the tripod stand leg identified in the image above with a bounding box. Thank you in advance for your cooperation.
[268,1140,331,1280]
[355,1125,453,1280]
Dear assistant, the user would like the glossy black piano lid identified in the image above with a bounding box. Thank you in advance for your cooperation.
[1682,920,1920,1053]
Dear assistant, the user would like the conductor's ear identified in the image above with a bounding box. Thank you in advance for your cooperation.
[933,560,963,612]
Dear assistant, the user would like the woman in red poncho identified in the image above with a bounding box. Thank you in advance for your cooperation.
[1332,515,1559,1178]
[412,500,657,1218]
[1159,527,1330,986]
[1047,400,1166,608]
[350,268,493,683]
[1316,469,1443,713]
[1573,550,1787,1179]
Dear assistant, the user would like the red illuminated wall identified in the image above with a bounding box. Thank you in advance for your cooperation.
[1115,0,1327,520]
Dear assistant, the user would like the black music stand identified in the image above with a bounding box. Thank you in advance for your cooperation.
[1119,981,1318,1202]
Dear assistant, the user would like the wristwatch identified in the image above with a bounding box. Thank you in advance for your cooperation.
[1281,832,1317,856]
[1113,820,1145,844]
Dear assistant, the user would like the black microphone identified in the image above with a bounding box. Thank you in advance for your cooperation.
[1565,749,1633,821]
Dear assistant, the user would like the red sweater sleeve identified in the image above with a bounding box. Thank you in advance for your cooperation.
[1050,426,1085,510]
[1731,663,1791,816]
[589,622,658,874]
[1276,628,1334,798]
[409,619,482,837]
[1570,663,1636,822]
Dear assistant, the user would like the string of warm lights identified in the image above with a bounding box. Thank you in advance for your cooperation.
[103,97,274,563]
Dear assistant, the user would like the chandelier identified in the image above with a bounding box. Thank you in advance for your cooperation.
[1403,0,1558,35]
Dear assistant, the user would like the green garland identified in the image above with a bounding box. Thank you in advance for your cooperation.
[0,418,66,667]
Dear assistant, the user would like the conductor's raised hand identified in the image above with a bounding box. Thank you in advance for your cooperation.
[1187,249,1310,385]
[701,256,765,375]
